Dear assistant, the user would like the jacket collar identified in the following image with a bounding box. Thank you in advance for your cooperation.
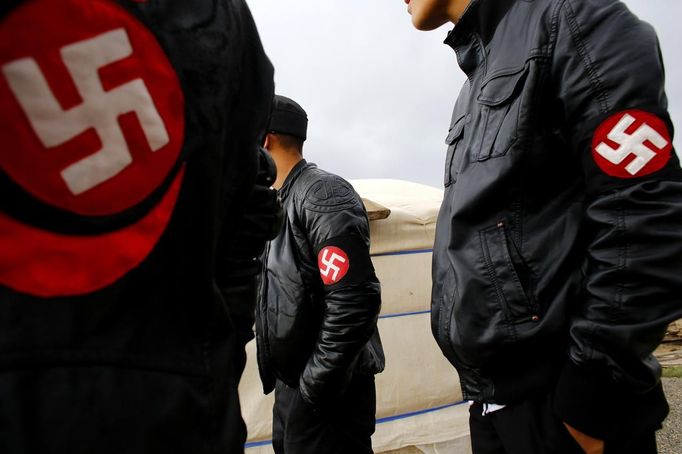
[279,159,313,200]
[444,0,481,46]
[444,0,521,76]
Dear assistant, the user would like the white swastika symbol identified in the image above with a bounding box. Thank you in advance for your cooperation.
[320,249,347,282]
[595,113,669,176]
[2,28,169,195]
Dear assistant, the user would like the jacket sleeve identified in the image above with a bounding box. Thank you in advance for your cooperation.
[296,174,381,408]
[214,0,275,378]
[550,0,682,438]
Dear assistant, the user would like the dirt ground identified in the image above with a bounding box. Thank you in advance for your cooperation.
[659,376,682,454]
[657,339,682,454]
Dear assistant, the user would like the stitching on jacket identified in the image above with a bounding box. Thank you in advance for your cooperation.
[301,172,357,213]
[562,0,610,114]
[479,227,517,341]
[474,33,487,80]
[614,194,627,314]
[457,32,486,83]
[501,228,530,317]
[548,0,562,51]
[512,196,523,252]
[201,339,219,453]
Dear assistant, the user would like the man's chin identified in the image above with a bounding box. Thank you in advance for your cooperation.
[412,16,446,31]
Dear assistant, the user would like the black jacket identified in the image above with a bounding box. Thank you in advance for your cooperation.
[431,0,682,439]
[0,1,273,452]
[256,160,384,407]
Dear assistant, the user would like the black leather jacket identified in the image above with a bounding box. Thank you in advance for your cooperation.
[0,1,273,452]
[431,0,682,438]
[256,160,384,407]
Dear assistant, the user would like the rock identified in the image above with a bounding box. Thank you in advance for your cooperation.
[666,319,682,342]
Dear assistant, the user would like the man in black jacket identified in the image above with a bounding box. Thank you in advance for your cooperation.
[256,95,384,454]
[0,1,276,452]
[404,0,682,453]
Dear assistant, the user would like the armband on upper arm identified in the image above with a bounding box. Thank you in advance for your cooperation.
[579,107,682,195]
[316,235,375,288]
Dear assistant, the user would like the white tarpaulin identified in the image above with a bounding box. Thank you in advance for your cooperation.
[240,179,471,453]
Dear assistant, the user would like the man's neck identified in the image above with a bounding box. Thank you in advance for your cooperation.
[272,152,303,190]
[450,0,473,24]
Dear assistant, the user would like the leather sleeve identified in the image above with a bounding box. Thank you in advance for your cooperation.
[550,0,682,438]
[296,174,381,408]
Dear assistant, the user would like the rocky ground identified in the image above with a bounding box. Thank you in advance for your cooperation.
[657,339,682,454]
[658,376,681,454]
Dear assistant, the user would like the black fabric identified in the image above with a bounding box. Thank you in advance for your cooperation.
[0,0,20,17]
[603,432,658,454]
[216,147,282,377]
[0,153,186,235]
[554,360,668,440]
[0,1,274,452]
[431,0,682,441]
[272,375,376,454]
[315,234,377,289]
[256,161,384,407]
[220,147,283,266]
[470,391,659,454]
[469,393,585,454]
[485,340,565,405]
[0,340,246,454]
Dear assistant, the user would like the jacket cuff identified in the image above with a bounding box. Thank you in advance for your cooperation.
[553,359,617,440]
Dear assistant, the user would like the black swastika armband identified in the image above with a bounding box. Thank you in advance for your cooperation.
[315,235,376,288]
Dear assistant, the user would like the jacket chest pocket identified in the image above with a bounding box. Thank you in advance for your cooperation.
[475,65,529,161]
[444,114,466,187]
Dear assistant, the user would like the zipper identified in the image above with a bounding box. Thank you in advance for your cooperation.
[496,220,542,321]
[511,314,541,324]
[257,241,272,359]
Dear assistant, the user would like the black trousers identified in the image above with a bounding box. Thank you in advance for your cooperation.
[469,392,658,454]
[272,374,376,454]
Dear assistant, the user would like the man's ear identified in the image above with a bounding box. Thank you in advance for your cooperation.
[263,133,272,150]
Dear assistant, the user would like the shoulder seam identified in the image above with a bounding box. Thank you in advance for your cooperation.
[291,166,323,202]
[300,172,360,213]
[300,170,334,201]
[560,0,611,114]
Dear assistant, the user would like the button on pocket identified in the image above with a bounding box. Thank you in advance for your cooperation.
[476,65,529,161]
[444,114,466,187]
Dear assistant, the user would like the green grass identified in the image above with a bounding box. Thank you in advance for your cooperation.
[663,366,682,378]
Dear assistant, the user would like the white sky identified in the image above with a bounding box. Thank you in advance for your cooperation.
[249,0,682,187]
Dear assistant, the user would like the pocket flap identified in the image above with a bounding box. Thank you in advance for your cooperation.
[477,66,528,106]
[445,115,466,144]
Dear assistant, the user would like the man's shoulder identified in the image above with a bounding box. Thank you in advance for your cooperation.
[295,165,361,213]
[549,0,648,29]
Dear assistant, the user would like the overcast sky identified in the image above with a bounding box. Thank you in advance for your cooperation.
[249,0,682,188]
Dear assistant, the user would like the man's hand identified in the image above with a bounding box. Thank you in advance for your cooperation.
[563,422,605,454]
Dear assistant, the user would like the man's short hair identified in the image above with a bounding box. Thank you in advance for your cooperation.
[275,133,304,155]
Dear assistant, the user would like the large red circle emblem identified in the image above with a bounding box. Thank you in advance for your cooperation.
[318,246,350,285]
[591,110,672,179]
[0,0,186,296]
[0,0,184,215]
